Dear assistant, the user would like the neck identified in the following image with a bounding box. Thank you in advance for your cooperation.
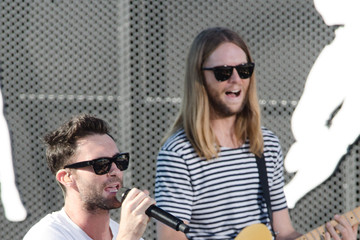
[64,198,113,240]
[210,115,241,148]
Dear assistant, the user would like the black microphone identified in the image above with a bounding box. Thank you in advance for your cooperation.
[116,187,190,233]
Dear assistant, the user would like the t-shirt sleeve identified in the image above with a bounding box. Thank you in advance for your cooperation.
[155,148,193,223]
[265,132,288,212]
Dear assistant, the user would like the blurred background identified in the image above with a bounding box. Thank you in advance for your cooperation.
[0,0,359,239]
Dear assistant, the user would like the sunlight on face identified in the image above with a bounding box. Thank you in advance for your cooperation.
[72,134,123,211]
[203,42,250,118]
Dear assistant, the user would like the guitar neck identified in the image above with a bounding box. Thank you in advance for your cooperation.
[295,206,360,240]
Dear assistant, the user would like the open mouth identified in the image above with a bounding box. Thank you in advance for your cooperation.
[105,183,120,193]
[225,90,240,97]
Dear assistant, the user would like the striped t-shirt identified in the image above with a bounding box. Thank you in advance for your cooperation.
[155,128,287,239]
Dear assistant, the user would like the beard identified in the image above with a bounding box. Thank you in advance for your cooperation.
[207,90,246,118]
[82,193,117,212]
[80,179,123,212]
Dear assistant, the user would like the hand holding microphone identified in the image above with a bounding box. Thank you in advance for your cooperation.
[117,187,190,233]
[116,188,156,240]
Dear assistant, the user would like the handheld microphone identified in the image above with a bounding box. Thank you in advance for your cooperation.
[116,187,190,233]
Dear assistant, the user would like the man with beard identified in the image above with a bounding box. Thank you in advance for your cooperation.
[23,114,155,240]
[154,27,357,240]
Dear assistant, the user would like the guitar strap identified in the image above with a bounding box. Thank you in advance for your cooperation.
[255,154,276,238]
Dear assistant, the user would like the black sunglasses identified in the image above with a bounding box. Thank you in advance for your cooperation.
[64,152,129,175]
[202,62,255,81]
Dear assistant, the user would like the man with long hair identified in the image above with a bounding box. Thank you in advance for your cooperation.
[24,114,155,240]
[154,27,357,240]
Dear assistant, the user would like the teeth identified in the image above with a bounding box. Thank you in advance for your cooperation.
[226,90,240,95]
[106,184,119,193]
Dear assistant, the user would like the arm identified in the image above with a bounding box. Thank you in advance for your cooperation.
[155,145,193,240]
[272,208,302,240]
[325,215,358,240]
[116,188,156,240]
[266,135,300,240]
[157,221,188,240]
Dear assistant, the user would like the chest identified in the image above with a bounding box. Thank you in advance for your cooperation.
[187,152,275,206]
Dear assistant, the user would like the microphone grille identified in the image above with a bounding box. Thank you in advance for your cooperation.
[116,187,130,204]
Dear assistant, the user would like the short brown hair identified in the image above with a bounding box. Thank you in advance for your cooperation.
[43,114,111,175]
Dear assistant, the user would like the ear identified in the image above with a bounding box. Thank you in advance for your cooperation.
[56,169,74,187]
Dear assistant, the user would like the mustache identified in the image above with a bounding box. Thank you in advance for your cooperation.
[104,177,123,187]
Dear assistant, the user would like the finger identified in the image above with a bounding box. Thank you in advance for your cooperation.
[134,193,156,212]
[326,222,341,240]
[125,189,156,214]
[121,188,139,204]
[324,232,331,240]
[333,215,356,239]
[334,215,351,228]
[122,188,146,211]
[334,223,345,236]
[127,188,151,201]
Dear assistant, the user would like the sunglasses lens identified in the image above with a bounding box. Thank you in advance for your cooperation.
[114,154,129,171]
[213,67,233,81]
[91,153,129,175]
[93,159,111,175]
[236,64,254,79]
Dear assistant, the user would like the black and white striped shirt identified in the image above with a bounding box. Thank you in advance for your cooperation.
[155,128,287,239]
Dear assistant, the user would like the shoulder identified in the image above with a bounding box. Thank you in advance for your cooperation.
[261,127,280,142]
[23,210,71,239]
[261,127,283,157]
[157,129,201,172]
[160,129,194,154]
[261,127,282,150]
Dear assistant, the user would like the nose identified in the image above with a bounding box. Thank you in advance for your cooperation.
[108,162,122,176]
[228,68,242,82]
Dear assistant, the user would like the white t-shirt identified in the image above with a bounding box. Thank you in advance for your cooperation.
[23,208,143,240]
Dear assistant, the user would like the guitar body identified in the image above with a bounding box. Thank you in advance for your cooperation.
[234,223,273,240]
[235,206,360,240]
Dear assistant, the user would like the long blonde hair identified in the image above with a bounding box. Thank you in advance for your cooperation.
[164,27,263,159]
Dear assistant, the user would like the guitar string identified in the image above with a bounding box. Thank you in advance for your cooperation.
[314,226,324,240]
[309,229,317,240]
[351,209,360,223]
[344,214,353,227]
[296,208,360,240]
